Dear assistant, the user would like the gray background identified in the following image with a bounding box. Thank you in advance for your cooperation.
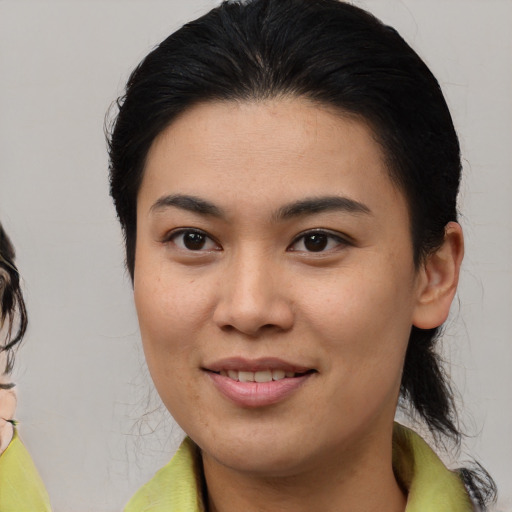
[0,0,510,510]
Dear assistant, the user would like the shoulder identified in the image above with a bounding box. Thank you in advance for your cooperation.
[125,437,205,512]
[0,429,52,511]
[393,423,474,512]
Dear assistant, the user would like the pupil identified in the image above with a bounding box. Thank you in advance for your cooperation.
[304,234,327,252]
[184,232,205,250]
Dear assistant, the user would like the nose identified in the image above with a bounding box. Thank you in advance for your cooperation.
[212,252,294,337]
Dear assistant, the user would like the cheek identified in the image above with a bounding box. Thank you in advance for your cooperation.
[133,273,208,418]
[302,271,414,433]
[305,263,415,378]
[134,255,212,338]
[309,264,414,327]
[133,259,220,404]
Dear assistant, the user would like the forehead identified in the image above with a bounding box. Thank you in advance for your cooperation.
[140,98,407,222]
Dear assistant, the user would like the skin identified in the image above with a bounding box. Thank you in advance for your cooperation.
[134,98,463,512]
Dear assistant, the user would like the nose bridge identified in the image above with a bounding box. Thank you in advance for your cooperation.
[232,248,272,305]
[213,245,293,335]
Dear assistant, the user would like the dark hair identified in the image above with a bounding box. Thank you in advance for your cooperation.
[0,223,27,384]
[108,0,496,505]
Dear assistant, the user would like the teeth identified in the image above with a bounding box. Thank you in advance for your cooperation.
[272,369,286,380]
[219,369,296,382]
[238,371,254,383]
[255,370,272,383]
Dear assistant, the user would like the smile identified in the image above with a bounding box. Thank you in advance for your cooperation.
[217,369,301,382]
[204,359,316,408]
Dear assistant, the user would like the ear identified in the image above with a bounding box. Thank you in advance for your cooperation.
[412,222,464,329]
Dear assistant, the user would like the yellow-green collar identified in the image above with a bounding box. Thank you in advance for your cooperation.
[125,423,473,512]
[0,430,52,511]
[125,437,205,512]
[392,424,473,511]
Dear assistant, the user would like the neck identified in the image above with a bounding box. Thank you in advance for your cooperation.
[202,429,406,512]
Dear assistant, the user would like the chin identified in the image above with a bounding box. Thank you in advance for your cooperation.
[192,422,319,477]
[208,446,308,477]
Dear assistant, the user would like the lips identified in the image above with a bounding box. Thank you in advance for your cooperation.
[204,357,313,374]
[219,369,294,382]
[204,358,316,407]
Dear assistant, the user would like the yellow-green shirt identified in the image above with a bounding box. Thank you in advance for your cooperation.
[125,423,473,512]
[0,430,52,511]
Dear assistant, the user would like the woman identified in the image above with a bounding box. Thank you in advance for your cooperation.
[108,0,497,510]
[0,223,52,510]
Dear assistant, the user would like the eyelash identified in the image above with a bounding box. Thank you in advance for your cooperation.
[288,230,350,253]
[164,228,350,254]
[165,228,221,252]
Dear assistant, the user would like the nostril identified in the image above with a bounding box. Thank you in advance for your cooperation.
[213,292,294,336]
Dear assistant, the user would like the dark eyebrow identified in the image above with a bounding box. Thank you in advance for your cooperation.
[274,196,371,221]
[150,194,370,221]
[150,194,224,217]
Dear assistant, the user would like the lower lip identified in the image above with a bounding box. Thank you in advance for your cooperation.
[206,372,313,408]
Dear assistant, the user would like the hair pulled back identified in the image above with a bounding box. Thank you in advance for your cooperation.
[108,0,496,505]
[0,223,27,382]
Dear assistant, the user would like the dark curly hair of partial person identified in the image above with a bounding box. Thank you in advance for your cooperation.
[0,223,27,383]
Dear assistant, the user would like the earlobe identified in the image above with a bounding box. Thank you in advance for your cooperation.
[412,222,464,329]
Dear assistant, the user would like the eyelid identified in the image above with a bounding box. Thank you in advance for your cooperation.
[161,227,351,253]
[163,227,222,251]
[287,229,352,252]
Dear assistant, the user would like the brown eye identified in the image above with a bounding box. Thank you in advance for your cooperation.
[303,234,328,252]
[183,232,206,250]
[289,230,348,253]
[170,229,219,251]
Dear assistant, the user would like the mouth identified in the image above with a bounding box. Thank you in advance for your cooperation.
[203,358,317,408]
[211,369,314,382]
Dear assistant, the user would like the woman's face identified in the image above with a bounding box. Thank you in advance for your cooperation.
[134,98,427,476]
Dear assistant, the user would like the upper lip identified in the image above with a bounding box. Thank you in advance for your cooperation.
[203,357,314,374]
